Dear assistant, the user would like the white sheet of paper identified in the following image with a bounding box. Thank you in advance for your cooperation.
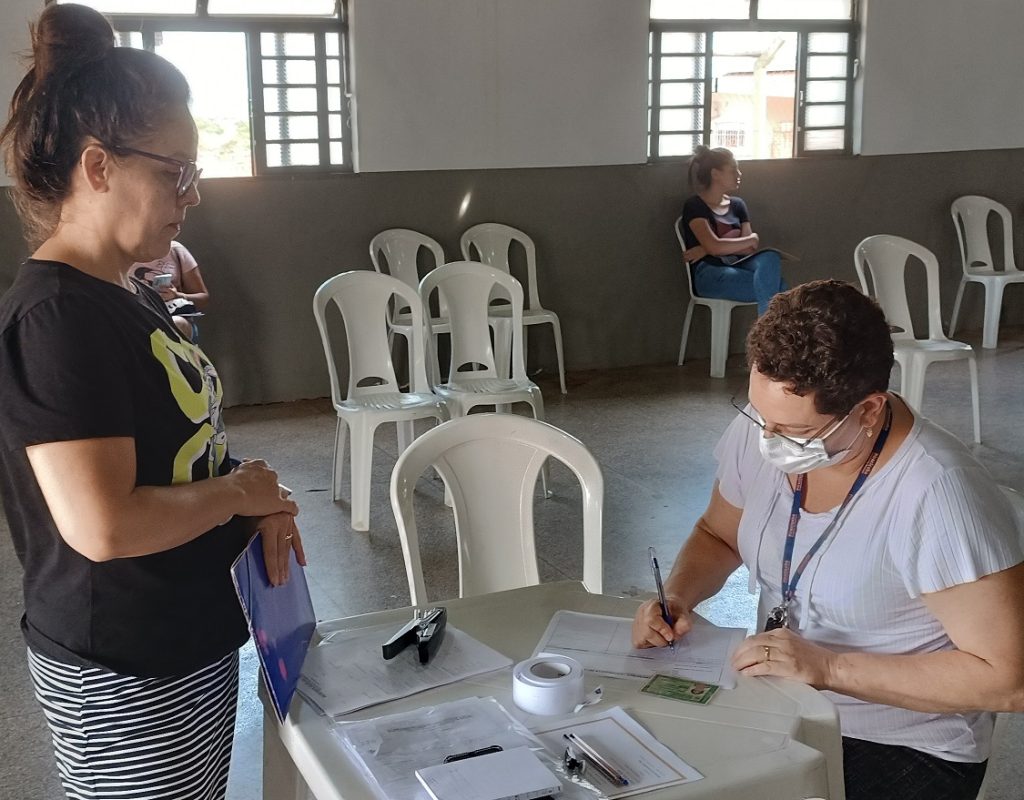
[298,623,512,717]
[533,611,745,689]
[532,706,703,799]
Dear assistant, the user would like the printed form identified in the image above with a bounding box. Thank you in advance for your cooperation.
[534,611,745,688]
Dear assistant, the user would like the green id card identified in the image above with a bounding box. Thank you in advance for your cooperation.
[641,674,720,705]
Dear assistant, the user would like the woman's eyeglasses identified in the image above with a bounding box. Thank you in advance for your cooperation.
[106,144,202,197]
[729,394,847,451]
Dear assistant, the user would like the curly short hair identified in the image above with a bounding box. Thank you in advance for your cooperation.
[746,280,894,416]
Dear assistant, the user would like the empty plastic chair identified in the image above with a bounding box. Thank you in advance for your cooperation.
[854,235,980,443]
[390,413,603,605]
[949,196,1024,349]
[674,216,756,379]
[313,270,448,531]
[460,223,567,394]
[420,261,546,423]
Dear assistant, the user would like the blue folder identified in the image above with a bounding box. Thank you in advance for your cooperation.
[230,532,316,722]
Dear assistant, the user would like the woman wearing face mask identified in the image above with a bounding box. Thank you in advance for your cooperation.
[632,280,1024,800]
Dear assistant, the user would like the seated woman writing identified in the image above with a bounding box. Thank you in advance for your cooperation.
[633,280,1024,800]
[679,145,787,314]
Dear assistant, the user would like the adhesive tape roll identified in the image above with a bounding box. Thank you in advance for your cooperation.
[512,655,585,716]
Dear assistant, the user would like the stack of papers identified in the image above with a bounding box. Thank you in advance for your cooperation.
[298,623,512,717]
[534,611,745,688]
[415,747,561,800]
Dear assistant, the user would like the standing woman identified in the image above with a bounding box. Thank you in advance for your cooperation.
[0,5,302,799]
[678,145,787,314]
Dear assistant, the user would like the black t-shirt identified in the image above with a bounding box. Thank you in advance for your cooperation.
[678,195,751,265]
[0,260,250,677]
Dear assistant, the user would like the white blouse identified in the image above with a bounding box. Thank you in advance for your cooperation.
[714,409,1022,762]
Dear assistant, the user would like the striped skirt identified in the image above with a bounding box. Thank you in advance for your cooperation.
[27,647,239,800]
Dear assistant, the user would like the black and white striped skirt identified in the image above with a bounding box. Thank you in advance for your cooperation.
[27,647,239,800]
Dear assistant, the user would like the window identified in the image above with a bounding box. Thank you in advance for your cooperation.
[648,0,857,159]
[62,0,350,177]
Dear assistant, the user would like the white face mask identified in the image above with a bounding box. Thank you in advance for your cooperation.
[756,413,855,474]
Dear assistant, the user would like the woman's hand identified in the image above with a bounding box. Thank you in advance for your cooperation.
[258,512,307,586]
[632,595,693,648]
[732,628,838,689]
[229,459,299,518]
[157,286,179,301]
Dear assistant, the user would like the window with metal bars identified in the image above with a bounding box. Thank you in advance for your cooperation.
[60,0,351,177]
[649,0,858,160]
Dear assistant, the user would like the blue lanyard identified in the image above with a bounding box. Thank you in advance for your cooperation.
[779,404,893,605]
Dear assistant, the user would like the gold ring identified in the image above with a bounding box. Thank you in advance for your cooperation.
[763,645,771,663]
[284,533,294,541]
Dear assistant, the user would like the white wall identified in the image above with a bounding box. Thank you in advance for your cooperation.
[1,0,39,186]
[858,0,1024,155]
[349,0,650,172]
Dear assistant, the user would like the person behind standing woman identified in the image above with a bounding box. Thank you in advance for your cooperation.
[678,145,787,314]
[133,239,209,339]
[0,5,304,799]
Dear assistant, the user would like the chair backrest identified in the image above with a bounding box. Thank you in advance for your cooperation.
[999,486,1024,545]
[951,196,1020,276]
[419,261,528,384]
[854,235,948,342]
[674,215,698,300]
[460,222,542,311]
[390,413,604,605]
[369,229,448,315]
[313,270,432,403]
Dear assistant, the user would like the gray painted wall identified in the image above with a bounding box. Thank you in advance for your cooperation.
[3,148,1021,406]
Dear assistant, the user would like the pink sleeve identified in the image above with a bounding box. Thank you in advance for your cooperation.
[172,242,199,274]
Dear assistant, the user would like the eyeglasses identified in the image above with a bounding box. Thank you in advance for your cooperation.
[729,394,848,451]
[106,144,202,197]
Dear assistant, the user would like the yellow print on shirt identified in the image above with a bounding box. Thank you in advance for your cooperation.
[149,329,228,483]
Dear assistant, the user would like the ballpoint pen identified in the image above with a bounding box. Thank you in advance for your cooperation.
[648,546,676,650]
[563,732,629,787]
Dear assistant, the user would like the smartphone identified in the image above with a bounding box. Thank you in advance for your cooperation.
[151,273,174,289]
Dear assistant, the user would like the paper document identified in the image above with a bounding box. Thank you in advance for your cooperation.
[532,706,703,799]
[534,611,745,688]
[415,746,561,800]
[334,697,577,800]
[298,623,512,717]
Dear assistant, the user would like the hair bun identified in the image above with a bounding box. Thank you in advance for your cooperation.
[691,144,710,158]
[32,3,114,83]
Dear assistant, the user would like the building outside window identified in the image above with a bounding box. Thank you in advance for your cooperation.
[648,0,858,160]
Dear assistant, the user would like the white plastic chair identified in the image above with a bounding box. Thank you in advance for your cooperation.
[674,216,757,379]
[390,413,603,605]
[460,223,567,394]
[976,485,1024,800]
[313,271,448,532]
[420,261,546,423]
[369,229,450,375]
[855,235,981,444]
[949,196,1024,349]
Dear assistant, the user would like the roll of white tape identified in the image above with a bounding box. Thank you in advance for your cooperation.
[512,655,586,716]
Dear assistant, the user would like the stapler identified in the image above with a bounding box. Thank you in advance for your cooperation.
[381,606,447,664]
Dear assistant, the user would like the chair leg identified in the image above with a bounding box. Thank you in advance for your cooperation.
[397,419,415,454]
[529,390,551,499]
[901,359,926,411]
[491,317,513,380]
[948,278,967,337]
[349,417,376,532]
[968,355,981,444]
[332,418,347,502]
[549,319,567,395]
[678,301,695,366]
[708,305,733,379]
[981,281,1005,349]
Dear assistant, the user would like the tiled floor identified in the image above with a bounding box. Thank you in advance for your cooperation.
[2,327,1023,799]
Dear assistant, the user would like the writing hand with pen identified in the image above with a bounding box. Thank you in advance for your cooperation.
[631,547,693,650]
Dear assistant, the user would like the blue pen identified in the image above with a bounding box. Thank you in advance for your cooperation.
[648,547,676,650]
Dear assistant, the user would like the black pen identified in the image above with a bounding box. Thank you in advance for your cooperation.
[648,546,676,650]
[563,732,629,787]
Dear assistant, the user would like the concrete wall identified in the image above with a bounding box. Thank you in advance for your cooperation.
[6,148,1020,406]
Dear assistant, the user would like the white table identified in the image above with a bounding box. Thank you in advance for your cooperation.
[261,581,845,800]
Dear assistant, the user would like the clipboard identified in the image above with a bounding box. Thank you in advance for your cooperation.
[230,532,316,722]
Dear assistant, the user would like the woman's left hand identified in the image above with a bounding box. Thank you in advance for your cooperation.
[158,286,179,301]
[258,511,307,587]
[732,628,837,689]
